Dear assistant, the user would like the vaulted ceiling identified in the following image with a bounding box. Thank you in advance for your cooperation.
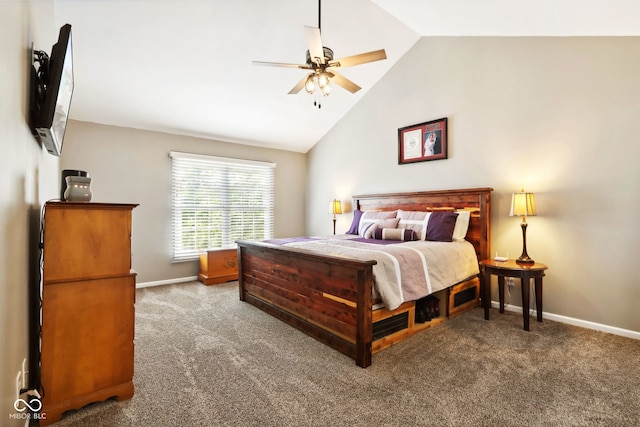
[53,0,640,153]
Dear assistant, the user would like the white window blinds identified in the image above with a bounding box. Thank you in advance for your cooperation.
[170,151,275,262]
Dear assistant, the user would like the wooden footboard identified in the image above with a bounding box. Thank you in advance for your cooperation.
[238,241,377,368]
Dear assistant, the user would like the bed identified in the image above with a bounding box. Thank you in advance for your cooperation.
[237,187,492,367]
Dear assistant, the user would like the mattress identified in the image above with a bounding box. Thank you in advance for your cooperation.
[272,235,480,311]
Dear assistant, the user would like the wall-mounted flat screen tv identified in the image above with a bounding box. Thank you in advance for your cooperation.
[31,24,74,157]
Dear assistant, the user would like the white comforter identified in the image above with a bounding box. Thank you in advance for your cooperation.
[280,236,480,311]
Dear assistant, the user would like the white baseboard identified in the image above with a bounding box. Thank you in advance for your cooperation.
[490,301,640,340]
[136,276,198,288]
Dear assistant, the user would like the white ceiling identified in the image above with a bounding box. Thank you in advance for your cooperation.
[53,0,640,153]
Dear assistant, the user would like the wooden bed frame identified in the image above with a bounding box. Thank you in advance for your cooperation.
[237,188,492,367]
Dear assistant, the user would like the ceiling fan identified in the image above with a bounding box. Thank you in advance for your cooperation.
[253,0,387,108]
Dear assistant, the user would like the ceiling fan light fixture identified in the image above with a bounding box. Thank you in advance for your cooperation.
[317,71,330,90]
[321,82,331,96]
[252,0,387,106]
[304,74,316,94]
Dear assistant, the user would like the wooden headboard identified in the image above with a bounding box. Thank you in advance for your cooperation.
[353,187,493,261]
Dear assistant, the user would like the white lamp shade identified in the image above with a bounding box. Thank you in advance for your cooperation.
[510,192,536,217]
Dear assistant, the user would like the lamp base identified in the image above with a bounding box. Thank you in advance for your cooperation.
[517,221,534,265]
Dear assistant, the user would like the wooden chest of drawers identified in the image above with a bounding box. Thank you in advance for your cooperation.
[41,202,137,425]
[198,248,238,285]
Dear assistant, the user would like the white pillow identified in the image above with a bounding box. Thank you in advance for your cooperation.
[358,211,397,237]
[452,210,471,242]
[397,210,431,240]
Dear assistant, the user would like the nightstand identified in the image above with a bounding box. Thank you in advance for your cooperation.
[479,259,548,331]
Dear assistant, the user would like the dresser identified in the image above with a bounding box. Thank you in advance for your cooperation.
[40,202,137,425]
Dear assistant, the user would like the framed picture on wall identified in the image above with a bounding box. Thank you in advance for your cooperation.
[398,117,447,164]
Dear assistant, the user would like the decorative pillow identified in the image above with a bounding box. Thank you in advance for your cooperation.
[362,217,400,239]
[452,210,471,242]
[425,211,459,242]
[397,210,430,240]
[358,211,397,237]
[346,209,363,235]
[372,228,418,241]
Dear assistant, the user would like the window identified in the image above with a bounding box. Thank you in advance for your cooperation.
[170,151,275,262]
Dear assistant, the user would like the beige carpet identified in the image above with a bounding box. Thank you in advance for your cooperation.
[52,280,640,426]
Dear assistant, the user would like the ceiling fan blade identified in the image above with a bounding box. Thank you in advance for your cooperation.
[288,74,309,95]
[327,71,361,94]
[252,60,311,70]
[304,26,324,64]
[329,49,387,68]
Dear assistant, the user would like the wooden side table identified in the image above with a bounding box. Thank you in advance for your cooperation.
[479,259,548,331]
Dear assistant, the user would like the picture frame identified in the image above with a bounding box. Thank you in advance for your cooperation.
[398,117,448,164]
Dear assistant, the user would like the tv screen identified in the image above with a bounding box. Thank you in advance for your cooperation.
[33,24,74,157]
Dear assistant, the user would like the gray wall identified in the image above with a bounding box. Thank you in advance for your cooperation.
[307,37,640,333]
[61,121,307,283]
[0,1,60,423]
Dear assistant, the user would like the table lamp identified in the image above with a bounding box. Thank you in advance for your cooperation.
[509,189,536,264]
[331,199,342,235]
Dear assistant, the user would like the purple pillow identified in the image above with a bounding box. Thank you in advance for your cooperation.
[346,209,363,235]
[426,212,459,242]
